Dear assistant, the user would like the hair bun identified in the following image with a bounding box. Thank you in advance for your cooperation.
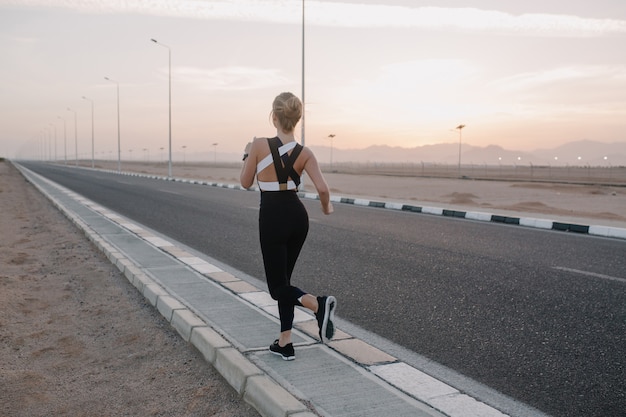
[272,92,302,133]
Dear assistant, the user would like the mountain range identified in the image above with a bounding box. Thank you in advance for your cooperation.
[173,140,624,166]
[308,140,626,167]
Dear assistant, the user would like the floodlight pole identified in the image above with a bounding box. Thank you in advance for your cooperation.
[58,116,66,165]
[456,124,465,177]
[82,96,95,168]
[301,0,306,189]
[67,107,78,166]
[151,38,172,178]
[328,134,336,169]
[104,76,121,173]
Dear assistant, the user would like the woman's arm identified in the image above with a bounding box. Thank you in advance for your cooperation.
[303,149,333,215]
[240,139,257,189]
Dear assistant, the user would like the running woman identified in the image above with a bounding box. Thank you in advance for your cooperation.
[240,92,336,361]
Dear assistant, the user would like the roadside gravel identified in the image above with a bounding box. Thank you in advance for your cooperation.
[0,160,259,417]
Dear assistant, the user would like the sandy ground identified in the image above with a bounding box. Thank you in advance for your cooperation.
[0,160,259,416]
[97,161,626,228]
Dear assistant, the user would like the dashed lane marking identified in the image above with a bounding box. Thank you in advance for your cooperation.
[553,266,626,284]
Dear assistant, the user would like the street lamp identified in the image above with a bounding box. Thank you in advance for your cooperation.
[82,96,95,168]
[67,107,78,166]
[49,123,57,162]
[212,142,218,164]
[151,38,172,178]
[44,127,49,160]
[327,134,336,169]
[104,76,121,173]
[300,0,306,189]
[301,1,306,149]
[455,124,465,177]
[58,116,66,164]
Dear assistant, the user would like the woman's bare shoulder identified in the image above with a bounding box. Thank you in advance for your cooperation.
[300,145,316,158]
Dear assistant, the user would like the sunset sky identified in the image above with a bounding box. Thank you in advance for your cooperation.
[1,0,625,161]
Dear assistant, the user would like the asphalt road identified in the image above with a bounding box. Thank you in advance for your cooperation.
[23,162,626,417]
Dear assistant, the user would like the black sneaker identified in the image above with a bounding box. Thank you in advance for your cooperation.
[315,296,337,343]
[269,340,295,361]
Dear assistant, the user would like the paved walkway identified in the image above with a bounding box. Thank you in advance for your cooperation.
[18,163,624,417]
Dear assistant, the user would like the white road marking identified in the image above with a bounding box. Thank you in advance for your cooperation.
[553,267,626,284]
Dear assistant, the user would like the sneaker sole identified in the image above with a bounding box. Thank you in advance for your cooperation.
[320,296,337,344]
[269,348,295,361]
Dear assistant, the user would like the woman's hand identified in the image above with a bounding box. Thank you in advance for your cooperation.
[322,202,334,215]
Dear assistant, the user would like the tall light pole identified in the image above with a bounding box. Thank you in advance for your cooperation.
[456,124,465,177]
[67,107,78,166]
[82,96,95,168]
[44,127,50,160]
[151,38,172,178]
[104,76,121,173]
[301,1,306,149]
[328,134,336,169]
[57,117,66,164]
[300,0,307,189]
[46,127,50,160]
[212,142,218,164]
[49,123,57,162]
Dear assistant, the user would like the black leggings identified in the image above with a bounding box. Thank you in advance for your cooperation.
[259,191,309,332]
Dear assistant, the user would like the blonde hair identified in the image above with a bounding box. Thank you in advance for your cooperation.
[271,92,302,133]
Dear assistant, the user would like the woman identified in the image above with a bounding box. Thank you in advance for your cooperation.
[240,92,336,361]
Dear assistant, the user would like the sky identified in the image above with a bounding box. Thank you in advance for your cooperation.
[1,0,626,162]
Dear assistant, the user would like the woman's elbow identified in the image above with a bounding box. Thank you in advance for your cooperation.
[240,174,254,189]
[317,185,330,199]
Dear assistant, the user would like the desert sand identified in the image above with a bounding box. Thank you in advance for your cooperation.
[0,160,259,416]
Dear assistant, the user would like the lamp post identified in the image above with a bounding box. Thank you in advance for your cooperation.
[104,77,121,173]
[301,1,306,149]
[82,96,95,168]
[328,134,336,169]
[57,117,66,164]
[455,124,465,177]
[67,107,78,166]
[300,0,306,189]
[151,38,172,178]
[212,143,218,164]
[46,127,51,160]
[49,123,57,162]
[44,127,49,160]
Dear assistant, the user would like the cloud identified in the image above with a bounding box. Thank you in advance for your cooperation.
[493,65,626,92]
[3,0,626,37]
[173,66,291,91]
[489,65,626,118]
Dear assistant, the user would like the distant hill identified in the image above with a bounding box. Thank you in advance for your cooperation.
[175,140,625,166]
[309,140,626,166]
